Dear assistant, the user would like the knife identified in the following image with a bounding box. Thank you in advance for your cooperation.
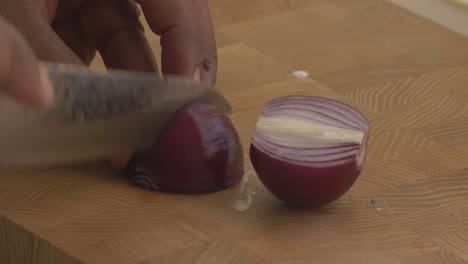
[0,62,232,167]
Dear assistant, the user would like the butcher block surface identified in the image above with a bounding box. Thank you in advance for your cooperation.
[2,0,468,263]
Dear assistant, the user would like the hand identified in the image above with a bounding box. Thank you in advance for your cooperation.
[0,16,53,110]
[0,0,218,169]
[0,0,217,83]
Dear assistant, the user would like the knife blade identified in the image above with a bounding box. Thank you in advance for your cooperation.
[0,62,232,167]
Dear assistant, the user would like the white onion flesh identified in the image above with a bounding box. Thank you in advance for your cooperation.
[251,96,369,168]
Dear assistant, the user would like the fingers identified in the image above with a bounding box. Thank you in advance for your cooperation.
[52,13,96,65]
[0,17,53,110]
[0,0,84,65]
[136,0,218,86]
[80,0,157,73]
[79,0,159,170]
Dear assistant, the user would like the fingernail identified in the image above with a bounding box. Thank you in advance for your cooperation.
[38,66,54,109]
[203,58,212,71]
[201,58,215,87]
[193,66,201,83]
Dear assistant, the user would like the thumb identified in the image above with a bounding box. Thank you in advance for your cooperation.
[0,16,53,110]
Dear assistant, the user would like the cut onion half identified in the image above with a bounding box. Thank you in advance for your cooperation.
[249,95,369,207]
[124,101,244,193]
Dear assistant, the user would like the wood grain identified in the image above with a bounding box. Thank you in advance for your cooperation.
[2,0,468,263]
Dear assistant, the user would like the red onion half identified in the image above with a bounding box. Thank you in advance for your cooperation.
[249,96,369,207]
[124,101,244,193]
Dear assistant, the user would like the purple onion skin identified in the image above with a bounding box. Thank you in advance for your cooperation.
[250,144,361,207]
[125,101,244,193]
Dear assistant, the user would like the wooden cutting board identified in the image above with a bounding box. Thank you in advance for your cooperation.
[2,0,468,263]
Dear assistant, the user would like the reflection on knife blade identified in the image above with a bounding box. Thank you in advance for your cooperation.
[43,62,231,123]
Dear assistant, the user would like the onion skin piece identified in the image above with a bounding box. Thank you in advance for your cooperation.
[249,95,369,207]
[124,101,244,193]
